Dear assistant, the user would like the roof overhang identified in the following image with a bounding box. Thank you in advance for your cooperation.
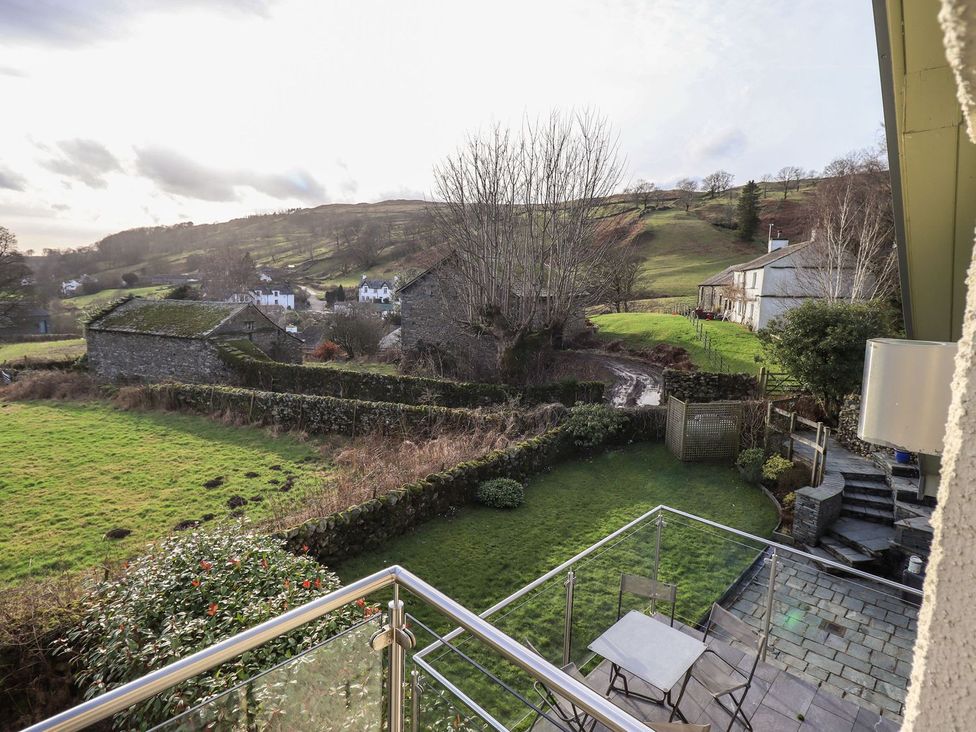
[874,0,976,340]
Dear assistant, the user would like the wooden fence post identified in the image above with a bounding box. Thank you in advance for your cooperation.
[786,411,796,460]
[763,401,773,452]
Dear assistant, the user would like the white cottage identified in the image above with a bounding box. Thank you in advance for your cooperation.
[718,237,858,331]
[358,276,396,303]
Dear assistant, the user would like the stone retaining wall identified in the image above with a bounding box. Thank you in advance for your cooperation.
[662,369,758,402]
[792,470,845,545]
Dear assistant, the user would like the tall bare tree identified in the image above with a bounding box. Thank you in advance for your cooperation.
[760,173,772,198]
[594,216,643,312]
[775,166,803,199]
[801,150,897,301]
[200,246,256,298]
[0,227,31,318]
[431,110,624,379]
[626,179,657,213]
[675,177,699,211]
[702,170,734,199]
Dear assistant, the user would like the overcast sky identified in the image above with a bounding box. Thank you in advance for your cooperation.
[0,0,884,252]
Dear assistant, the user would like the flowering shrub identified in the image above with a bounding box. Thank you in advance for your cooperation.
[59,526,371,729]
[476,478,525,509]
[312,340,345,361]
[735,447,766,483]
[563,404,628,448]
[761,454,794,482]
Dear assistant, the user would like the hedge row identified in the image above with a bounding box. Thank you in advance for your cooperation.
[282,406,667,566]
[142,382,503,438]
[221,348,604,408]
[662,368,757,403]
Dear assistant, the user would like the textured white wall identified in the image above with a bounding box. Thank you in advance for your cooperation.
[903,2,976,728]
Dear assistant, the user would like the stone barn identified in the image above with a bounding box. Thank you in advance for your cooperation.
[86,298,302,383]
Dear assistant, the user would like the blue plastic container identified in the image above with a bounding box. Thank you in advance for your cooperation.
[894,449,912,464]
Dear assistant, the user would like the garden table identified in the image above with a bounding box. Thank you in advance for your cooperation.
[588,610,706,721]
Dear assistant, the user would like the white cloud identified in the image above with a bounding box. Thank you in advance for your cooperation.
[0,0,884,250]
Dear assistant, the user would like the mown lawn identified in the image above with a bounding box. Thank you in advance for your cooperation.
[304,359,399,376]
[0,338,87,364]
[592,311,767,374]
[0,401,331,586]
[336,443,778,725]
[61,285,171,309]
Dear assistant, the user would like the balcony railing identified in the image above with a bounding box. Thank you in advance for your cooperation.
[24,506,923,731]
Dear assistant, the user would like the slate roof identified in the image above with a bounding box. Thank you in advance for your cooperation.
[361,278,393,289]
[731,240,812,272]
[698,265,735,287]
[86,299,248,338]
[252,284,295,296]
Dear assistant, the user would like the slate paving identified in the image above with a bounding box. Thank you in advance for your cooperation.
[532,620,901,731]
[724,555,916,724]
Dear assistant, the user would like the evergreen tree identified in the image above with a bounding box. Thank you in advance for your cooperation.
[736,180,761,240]
[336,284,346,302]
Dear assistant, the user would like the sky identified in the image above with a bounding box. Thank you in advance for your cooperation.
[0,0,885,252]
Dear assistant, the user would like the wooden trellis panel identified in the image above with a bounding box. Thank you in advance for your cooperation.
[666,396,743,462]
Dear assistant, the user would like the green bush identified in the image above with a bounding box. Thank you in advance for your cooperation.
[476,478,525,509]
[60,526,365,729]
[761,454,794,482]
[735,447,766,483]
[782,491,797,511]
[563,404,628,448]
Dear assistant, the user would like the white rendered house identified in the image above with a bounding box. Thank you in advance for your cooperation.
[359,276,396,303]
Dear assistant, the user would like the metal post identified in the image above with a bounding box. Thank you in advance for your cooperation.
[389,588,406,732]
[786,412,796,460]
[410,669,420,731]
[761,548,778,661]
[562,570,575,666]
[652,513,665,615]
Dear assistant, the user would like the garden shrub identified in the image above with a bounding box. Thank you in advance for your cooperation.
[761,454,793,483]
[563,404,628,448]
[60,526,366,730]
[782,491,797,512]
[735,447,766,483]
[476,478,525,509]
[311,340,344,361]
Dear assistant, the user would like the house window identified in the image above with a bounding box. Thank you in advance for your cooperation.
[244,320,254,331]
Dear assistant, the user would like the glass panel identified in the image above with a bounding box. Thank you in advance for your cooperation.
[151,615,384,732]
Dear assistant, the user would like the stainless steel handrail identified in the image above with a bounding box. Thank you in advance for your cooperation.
[24,566,649,732]
[417,503,923,660]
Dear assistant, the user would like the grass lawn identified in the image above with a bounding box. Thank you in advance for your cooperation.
[0,401,332,586]
[0,338,87,365]
[336,443,778,724]
[61,285,171,310]
[304,359,399,376]
[592,311,767,375]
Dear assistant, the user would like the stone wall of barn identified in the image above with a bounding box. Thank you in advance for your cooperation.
[212,308,303,364]
[87,331,232,383]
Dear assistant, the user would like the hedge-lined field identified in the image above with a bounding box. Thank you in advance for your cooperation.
[0,339,87,365]
[0,401,330,585]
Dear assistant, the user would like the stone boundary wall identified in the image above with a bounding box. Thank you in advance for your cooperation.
[142,382,502,438]
[836,392,879,457]
[662,369,758,403]
[0,334,79,344]
[792,470,845,545]
[221,348,604,408]
[281,406,668,566]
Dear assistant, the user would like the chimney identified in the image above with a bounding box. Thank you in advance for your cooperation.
[768,228,789,253]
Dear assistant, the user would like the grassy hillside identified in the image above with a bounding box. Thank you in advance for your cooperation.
[60,284,171,310]
[44,182,817,307]
[0,339,87,365]
[0,401,330,585]
[592,312,767,374]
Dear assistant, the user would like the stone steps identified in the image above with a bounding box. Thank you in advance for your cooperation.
[844,478,893,497]
[841,504,894,523]
[842,489,894,510]
[828,517,896,558]
[817,535,875,567]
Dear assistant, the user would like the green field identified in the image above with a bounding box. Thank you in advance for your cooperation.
[0,338,87,364]
[61,285,171,310]
[0,401,331,586]
[592,311,767,374]
[633,209,765,298]
[336,443,777,724]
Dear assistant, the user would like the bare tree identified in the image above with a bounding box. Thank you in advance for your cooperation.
[200,246,256,298]
[0,227,32,318]
[775,166,803,199]
[626,179,657,213]
[800,150,897,301]
[326,305,386,358]
[594,216,643,312]
[760,173,772,198]
[675,177,699,211]
[702,170,734,199]
[430,110,624,379]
